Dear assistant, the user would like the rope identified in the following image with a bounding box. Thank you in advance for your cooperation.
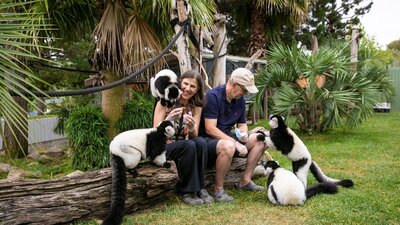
[10,24,187,98]
[35,62,99,74]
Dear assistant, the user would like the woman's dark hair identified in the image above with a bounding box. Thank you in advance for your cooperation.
[180,70,204,107]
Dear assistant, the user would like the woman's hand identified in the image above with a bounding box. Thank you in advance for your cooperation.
[165,107,183,121]
[184,111,196,132]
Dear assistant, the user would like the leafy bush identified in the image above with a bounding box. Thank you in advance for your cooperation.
[255,41,394,133]
[50,96,95,135]
[64,105,109,171]
[115,90,154,132]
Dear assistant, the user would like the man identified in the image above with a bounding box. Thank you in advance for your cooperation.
[199,68,265,202]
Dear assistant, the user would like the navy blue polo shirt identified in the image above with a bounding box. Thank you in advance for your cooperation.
[199,84,246,137]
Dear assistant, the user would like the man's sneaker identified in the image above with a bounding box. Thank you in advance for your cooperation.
[213,190,234,202]
[235,181,265,191]
[181,193,204,205]
[198,189,214,204]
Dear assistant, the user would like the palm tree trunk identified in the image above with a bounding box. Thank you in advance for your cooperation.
[248,0,266,56]
[102,69,125,139]
[37,97,45,116]
[4,96,28,158]
[212,14,228,87]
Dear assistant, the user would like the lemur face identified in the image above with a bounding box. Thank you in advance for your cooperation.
[160,120,175,138]
[262,160,280,175]
[164,84,182,102]
[269,115,286,129]
[269,116,279,129]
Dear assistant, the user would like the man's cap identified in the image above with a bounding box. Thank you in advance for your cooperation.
[230,68,258,94]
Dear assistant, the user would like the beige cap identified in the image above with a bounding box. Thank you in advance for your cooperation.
[230,68,259,93]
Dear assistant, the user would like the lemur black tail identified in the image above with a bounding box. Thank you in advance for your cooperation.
[306,182,338,199]
[310,161,354,188]
[102,154,127,225]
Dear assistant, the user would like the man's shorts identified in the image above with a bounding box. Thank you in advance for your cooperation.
[204,133,241,168]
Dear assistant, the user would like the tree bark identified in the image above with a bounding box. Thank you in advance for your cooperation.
[311,34,319,54]
[211,14,228,87]
[248,0,266,57]
[102,69,125,139]
[0,158,251,225]
[171,0,192,74]
[350,29,359,71]
[4,96,28,158]
[37,97,46,116]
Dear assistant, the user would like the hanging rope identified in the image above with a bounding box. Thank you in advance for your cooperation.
[10,24,187,98]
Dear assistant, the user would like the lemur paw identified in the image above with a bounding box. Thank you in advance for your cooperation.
[163,162,172,168]
[256,131,266,141]
[127,168,139,178]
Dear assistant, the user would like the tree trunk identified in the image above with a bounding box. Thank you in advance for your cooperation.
[211,14,228,87]
[171,0,192,74]
[350,29,358,71]
[37,97,46,116]
[311,34,319,54]
[0,158,251,225]
[248,0,266,57]
[102,69,125,139]
[4,96,28,158]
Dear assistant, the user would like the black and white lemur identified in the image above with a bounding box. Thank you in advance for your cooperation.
[263,160,338,206]
[150,69,182,107]
[257,115,354,188]
[102,121,175,225]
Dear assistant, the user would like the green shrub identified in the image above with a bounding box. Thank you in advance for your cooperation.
[50,96,95,135]
[115,90,154,132]
[64,105,109,171]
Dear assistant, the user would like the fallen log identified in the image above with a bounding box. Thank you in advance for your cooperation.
[0,158,251,225]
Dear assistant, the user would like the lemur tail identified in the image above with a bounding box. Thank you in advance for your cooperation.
[306,182,338,199]
[310,161,354,188]
[102,154,127,225]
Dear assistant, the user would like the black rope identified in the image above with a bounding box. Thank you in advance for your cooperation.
[36,62,99,74]
[10,24,187,98]
[170,18,199,50]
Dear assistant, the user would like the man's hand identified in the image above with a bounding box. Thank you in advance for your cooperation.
[235,128,248,143]
[235,141,248,157]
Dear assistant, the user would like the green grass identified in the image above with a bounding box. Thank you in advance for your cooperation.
[117,112,400,225]
[3,112,400,224]
[0,151,74,180]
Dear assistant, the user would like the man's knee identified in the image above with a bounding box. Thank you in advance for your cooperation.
[248,133,266,152]
[216,140,235,158]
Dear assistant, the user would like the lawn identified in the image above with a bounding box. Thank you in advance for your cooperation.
[116,112,400,225]
[2,112,399,225]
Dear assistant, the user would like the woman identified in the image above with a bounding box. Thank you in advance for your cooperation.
[153,70,213,205]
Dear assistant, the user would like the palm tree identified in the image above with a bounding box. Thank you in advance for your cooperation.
[221,0,310,56]
[0,0,51,158]
[93,0,216,138]
[255,41,394,133]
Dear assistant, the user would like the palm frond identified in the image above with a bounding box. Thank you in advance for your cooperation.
[123,14,165,80]
[93,0,126,74]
